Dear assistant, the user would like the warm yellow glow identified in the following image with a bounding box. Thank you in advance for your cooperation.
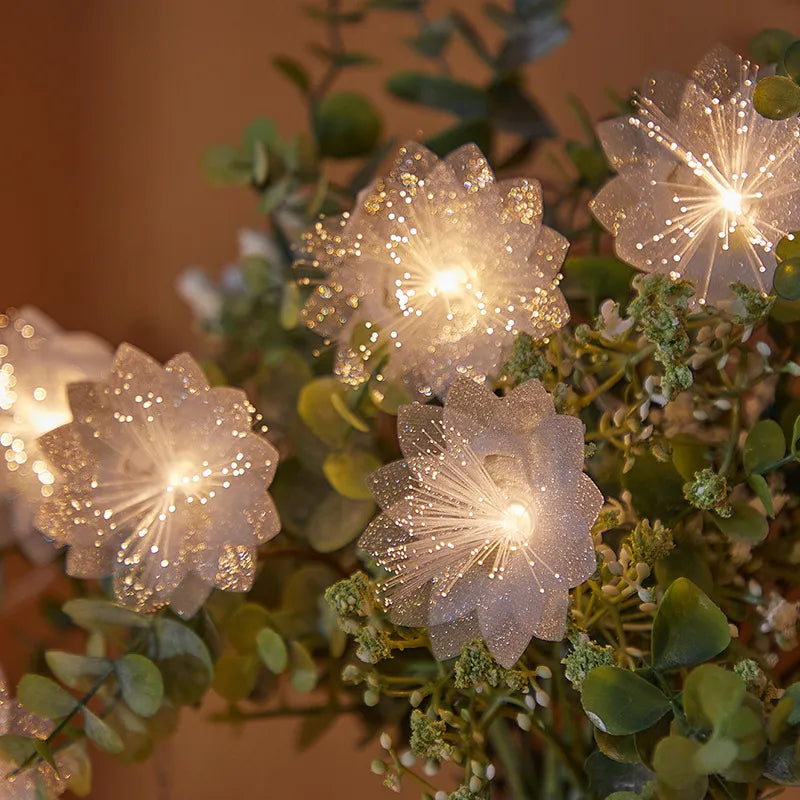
[501,501,534,541]
[719,188,743,215]
[430,266,467,296]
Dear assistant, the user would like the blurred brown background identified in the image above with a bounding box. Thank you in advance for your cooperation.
[2,0,800,797]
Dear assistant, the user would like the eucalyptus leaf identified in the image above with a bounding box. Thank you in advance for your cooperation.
[226,603,272,655]
[306,491,375,553]
[256,628,289,674]
[682,664,745,729]
[754,75,800,120]
[774,257,800,301]
[289,641,318,693]
[783,41,800,83]
[315,92,382,159]
[212,652,259,702]
[713,502,769,543]
[323,449,382,500]
[201,144,252,186]
[387,72,487,118]
[44,652,111,690]
[651,578,730,671]
[63,599,150,633]
[743,419,785,473]
[83,708,124,754]
[747,473,775,518]
[152,618,213,705]
[750,29,797,65]
[581,666,670,735]
[116,654,164,718]
[297,377,351,447]
[17,674,75,719]
[653,736,705,792]
[272,56,310,94]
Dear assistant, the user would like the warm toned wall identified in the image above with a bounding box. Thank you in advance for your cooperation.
[3,1,800,798]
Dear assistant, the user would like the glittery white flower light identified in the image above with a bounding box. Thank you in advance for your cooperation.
[590,46,800,305]
[299,142,569,398]
[361,376,602,667]
[0,307,112,563]
[35,344,280,615]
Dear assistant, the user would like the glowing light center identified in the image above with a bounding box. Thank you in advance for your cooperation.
[500,501,534,543]
[430,266,468,297]
[165,458,199,492]
[719,188,743,215]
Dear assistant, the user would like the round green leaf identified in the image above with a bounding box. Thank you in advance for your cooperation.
[776,233,800,261]
[315,92,382,159]
[695,738,738,775]
[714,502,769,543]
[297,377,350,447]
[212,653,259,702]
[17,675,75,719]
[652,578,730,671]
[750,29,797,65]
[256,628,288,674]
[594,729,641,764]
[754,75,800,120]
[45,652,110,690]
[289,641,318,693]
[83,708,124,754]
[581,666,670,735]
[682,665,745,729]
[201,144,252,186]
[152,619,213,706]
[62,599,150,633]
[784,41,800,83]
[323,449,382,500]
[653,736,703,790]
[774,257,800,301]
[226,603,272,655]
[116,655,164,718]
[306,491,375,553]
[743,419,786,474]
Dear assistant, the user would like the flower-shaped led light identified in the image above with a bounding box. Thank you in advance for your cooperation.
[35,344,280,615]
[591,46,800,305]
[0,307,112,562]
[361,376,602,667]
[299,142,569,398]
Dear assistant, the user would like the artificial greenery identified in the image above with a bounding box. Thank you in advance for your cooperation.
[5,4,800,800]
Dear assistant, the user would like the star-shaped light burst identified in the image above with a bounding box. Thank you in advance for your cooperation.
[35,344,280,615]
[361,377,602,668]
[590,46,800,305]
[0,307,112,562]
[298,142,569,398]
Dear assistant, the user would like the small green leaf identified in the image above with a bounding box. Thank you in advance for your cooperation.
[152,619,213,706]
[713,502,769,543]
[323,449,382,500]
[387,72,487,118]
[256,628,289,674]
[743,419,786,474]
[45,652,110,689]
[258,175,292,214]
[651,578,730,671]
[315,92,382,159]
[774,256,800,301]
[61,742,92,796]
[306,492,375,553]
[682,664,745,729]
[330,392,369,432]
[747,473,775,517]
[17,675,75,719]
[272,56,310,94]
[754,75,800,120]
[581,666,670,735]
[289,641,318,693]
[116,655,164,718]
[594,729,641,764]
[201,144,252,186]
[212,653,259,702]
[63,599,150,633]
[784,41,800,83]
[83,708,124,754]
[653,736,705,793]
[792,415,800,453]
[694,738,738,775]
[0,734,37,765]
[369,376,412,415]
[241,118,279,151]
[776,233,800,261]
[750,29,797,64]
[226,603,272,655]
[297,377,351,447]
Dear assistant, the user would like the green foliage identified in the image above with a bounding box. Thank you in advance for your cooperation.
[651,578,730,670]
[314,92,382,159]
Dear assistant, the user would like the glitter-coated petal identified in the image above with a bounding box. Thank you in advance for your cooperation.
[35,344,281,614]
[299,141,569,398]
[0,307,112,564]
[361,376,602,667]
[591,46,800,306]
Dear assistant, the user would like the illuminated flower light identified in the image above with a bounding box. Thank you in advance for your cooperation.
[361,376,602,667]
[0,672,67,798]
[35,344,280,615]
[0,307,112,563]
[590,46,800,305]
[298,142,569,398]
